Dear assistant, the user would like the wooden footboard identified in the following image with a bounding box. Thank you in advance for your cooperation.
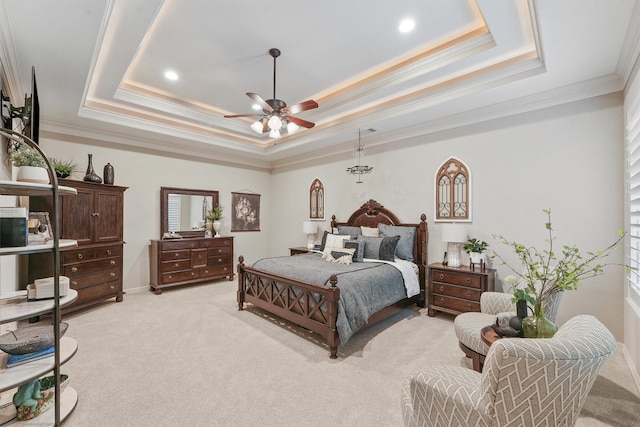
[237,255,342,358]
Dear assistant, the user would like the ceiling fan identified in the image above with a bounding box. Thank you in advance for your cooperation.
[224,48,318,138]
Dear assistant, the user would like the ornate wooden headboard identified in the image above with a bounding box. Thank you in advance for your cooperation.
[330,199,428,267]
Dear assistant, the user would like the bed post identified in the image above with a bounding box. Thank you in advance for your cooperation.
[418,214,428,308]
[330,214,337,233]
[327,274,339,359]
[237,255,245,311]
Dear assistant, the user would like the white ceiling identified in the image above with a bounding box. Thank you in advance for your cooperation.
[0,0,638,171]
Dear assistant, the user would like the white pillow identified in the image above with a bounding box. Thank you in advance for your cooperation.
[361,226,379,237]
[322,234,350,257]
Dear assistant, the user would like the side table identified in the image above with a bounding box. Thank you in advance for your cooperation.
[289,247,312,256]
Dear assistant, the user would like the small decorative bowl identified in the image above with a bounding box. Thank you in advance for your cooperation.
[0,323,68,355]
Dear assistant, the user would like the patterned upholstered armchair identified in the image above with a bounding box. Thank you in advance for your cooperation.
[401,315,615,427]
[454,291,563,371]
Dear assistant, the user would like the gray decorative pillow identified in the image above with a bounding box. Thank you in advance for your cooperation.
[378,223,416,261]
[336,225,361,238]
[345,240,364,262]
[319,230,331,251]
[359,235,401,262]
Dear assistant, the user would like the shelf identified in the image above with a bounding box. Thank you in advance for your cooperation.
[4,386,78,426]
[0,239,77,256]
[0,337,77,392]
[0,180,77,197]
[0,290,78,324]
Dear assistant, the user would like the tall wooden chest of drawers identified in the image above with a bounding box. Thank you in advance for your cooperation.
[427,263,495,317]
[28,179,127,311]
[149,236,234,294]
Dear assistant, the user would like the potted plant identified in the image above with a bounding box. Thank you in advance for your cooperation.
[9,144,49,183]
[493,208,627,338]
[463,238,489,264]
[206,205,224,237]
[51,158,79,178]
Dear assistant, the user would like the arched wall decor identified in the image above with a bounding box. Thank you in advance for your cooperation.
[309,178,325,220]
[435,157,471,222]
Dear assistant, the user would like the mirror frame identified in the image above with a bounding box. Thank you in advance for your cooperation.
[160,186,220,238]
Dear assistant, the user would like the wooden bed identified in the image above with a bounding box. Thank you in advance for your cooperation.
[236,199,428,358]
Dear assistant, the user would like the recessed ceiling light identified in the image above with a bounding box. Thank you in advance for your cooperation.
[164,70,179,81]
[399,19,415,33]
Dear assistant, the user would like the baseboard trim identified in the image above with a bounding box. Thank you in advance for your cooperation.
[621,343,640,394]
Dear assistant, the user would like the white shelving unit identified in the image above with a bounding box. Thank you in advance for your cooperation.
[0,129,79,425]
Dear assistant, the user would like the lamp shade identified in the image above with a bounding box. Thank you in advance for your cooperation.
[302,221,317,234]
[441,223,468,243]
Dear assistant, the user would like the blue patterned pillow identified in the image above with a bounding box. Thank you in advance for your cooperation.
[378,223,416,261]
[345,240,364,262]
[359,235,401,262]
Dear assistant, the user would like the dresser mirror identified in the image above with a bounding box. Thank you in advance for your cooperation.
[160,187,220,238]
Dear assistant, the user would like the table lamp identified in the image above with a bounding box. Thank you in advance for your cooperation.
[441,223,468,268]
[303,221,317,249]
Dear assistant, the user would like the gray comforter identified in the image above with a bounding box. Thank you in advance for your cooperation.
[251,252,407,344]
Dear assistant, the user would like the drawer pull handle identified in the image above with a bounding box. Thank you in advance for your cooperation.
[190,243,195,248]
[218,249,222,254]
[107,250,112,255]
[466,278,471,284]
[72,281,78,286]
[467,303,472,309]
[71,267,78,273]
[77,254,83,260]
[218,258,222,262]
[467,291,472,297]
[175,263,179,267]
[168,275,172,279]
[111,260,116,265]
[174,253,179,257]
[110,285,115,290]
[440,298,445,304]
[439,286,444,292]
[438,273,444,280]
[191,272,195,276]
[110,272,116,277]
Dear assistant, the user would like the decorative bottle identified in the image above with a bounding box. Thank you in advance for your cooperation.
[83,154,102,183]
[103,162,114,185]
[521,301,558,338]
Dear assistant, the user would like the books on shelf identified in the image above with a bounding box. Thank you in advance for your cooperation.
[6,345,54,368]
[26,276,70,300]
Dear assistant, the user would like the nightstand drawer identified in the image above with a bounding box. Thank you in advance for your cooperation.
[432,283,481,302]
[431,270,481,289]
[433,295,480,313]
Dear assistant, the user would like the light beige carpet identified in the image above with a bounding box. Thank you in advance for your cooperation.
[57,280,640,427]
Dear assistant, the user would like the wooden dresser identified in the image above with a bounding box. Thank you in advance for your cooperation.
[427,263,495,317]
[28,179,128,311]
[149,236,234,294]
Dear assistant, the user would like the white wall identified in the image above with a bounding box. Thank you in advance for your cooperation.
[272,93,627,340]
[37,138,273,292]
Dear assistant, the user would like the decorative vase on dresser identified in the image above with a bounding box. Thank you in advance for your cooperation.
[149,236,234,294]
[427,262,496,317]
[28,178,128,311]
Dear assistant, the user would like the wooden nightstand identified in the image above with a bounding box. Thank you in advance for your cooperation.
[427,262,495,317]
[289,247,312,256]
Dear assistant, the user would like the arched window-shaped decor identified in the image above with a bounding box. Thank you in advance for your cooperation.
[309,178,325,220]
[435,157,470,222]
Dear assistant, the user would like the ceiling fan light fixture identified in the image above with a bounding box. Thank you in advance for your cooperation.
[250,119,265,134]
[269,127,281,138]
[287,121,299,135]
[267,114,282,131]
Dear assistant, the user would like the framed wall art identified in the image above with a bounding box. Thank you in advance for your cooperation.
[231,192,260,232]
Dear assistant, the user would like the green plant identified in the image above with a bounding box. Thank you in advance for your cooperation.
[206,205,223,221]
[51,158,79,178]
[493,208,627,306]
[9,144,46,168]
[463,238,489,254]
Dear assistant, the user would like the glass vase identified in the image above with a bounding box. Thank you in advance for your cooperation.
[521,301,558,338]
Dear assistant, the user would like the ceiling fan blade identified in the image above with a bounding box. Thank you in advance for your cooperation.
[246,92,273,112]
[285,100,318,115]
[223,113,263,118]
[288,115,315,129]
